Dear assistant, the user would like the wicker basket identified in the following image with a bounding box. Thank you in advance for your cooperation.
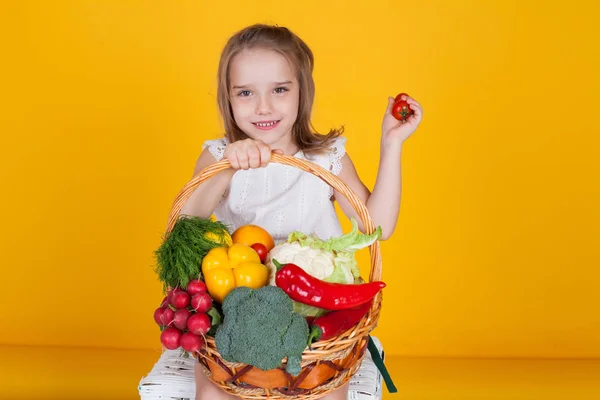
[164,154,384,399]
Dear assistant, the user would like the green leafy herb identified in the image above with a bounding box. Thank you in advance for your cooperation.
[154,215,231,291]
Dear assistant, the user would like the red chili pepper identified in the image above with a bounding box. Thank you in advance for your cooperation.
[273,260,385,311]
[308,300,373,346]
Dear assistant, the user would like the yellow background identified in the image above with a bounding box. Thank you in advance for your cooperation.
[1,0,598,360]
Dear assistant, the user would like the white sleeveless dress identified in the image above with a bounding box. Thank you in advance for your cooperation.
[202,136,347,242]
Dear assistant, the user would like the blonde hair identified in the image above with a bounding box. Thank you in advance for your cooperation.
[217,24,343,154]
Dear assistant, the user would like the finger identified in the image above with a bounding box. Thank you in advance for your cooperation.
[258,143,271,167]
[385,96,395,116]
[272,149,284,155]
[405,100,422,117]
[241,139,257,169]
[228,152,240,170]
[407,107,422,124]
[237,150,250,170]
[407,98,422,110]
[247,145,261,169]
[411,103,423,119]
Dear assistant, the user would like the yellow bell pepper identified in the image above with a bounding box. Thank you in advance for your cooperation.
[201,243,268,303]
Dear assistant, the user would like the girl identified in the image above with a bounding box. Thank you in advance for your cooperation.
[181,24,423,400]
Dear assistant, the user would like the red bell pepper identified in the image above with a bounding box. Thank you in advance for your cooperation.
[273,260,385,311]
[308,300,373,346]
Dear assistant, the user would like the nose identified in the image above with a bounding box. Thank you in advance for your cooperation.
[255,95,272,115]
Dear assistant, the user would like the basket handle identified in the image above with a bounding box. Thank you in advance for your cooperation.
[165,153,383,282]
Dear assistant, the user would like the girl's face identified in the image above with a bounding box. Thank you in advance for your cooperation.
[228,48,300,149]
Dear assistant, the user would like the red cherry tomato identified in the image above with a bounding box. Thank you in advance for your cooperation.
[250,243,268,263]
[391,99,414,121]
[394,92,409,103]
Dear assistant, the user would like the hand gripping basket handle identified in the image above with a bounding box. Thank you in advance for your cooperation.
[165,153,383,283]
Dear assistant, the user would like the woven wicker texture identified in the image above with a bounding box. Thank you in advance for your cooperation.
[138,337,384,400]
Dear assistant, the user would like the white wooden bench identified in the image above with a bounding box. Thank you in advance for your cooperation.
[139,337,384,399]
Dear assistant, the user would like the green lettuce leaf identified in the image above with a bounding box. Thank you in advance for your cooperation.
[322,219,381,252]
[288,218,381,252]
[292,301,328,317]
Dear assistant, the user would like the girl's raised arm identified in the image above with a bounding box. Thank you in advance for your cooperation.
[179,149,235,219]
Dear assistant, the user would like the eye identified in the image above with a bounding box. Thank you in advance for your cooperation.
[274,87,289,94]
[238,90,252,97]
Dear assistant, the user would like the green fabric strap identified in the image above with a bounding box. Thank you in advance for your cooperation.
[367,335,398,393]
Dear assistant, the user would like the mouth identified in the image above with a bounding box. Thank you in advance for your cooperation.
[252,120,281,130]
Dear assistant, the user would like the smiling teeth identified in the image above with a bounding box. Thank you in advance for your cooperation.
[256,121,277,127]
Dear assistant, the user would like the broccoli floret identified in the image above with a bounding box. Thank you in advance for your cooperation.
[215,286,309,376]
[221,286,252,315]
[253,285,294,311]
[283,313,310,376]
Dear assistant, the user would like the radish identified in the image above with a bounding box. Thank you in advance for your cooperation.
[154,306,166,326]
[187,279,207,296]
[160,327,182,350]
[167,288,184,304]
[180,332,205,353]
[187,313,211,335]
[160,306,175,326]
[190,292,212,313]
[173,308,191,331]
[160,296,168,307]
[166,289,176,304]
[171,290,190,309]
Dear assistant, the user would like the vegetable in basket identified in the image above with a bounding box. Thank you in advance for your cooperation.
[215,286,309,376]
[153,281,222,353]
[307,301,373,347]
[154,216,232,290]
[274,260,385,310]
[265,218,381,316]
[267,218,380,283]
[201,243,269,303]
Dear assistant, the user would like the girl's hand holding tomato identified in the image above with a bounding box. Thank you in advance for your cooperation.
[391,92,414,121]
[382,93,423,146]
